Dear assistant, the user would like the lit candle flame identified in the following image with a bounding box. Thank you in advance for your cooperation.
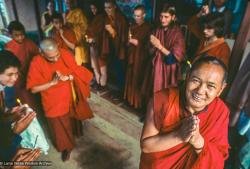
[16,98,22,105]
[186,60,192,68]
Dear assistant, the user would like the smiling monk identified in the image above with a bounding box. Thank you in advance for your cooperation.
[140,56,229,169]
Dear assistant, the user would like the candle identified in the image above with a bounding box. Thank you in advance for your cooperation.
[129,33,132,39]
[187,60,192,68]
[16,98,33,113]
[16,98,22,106]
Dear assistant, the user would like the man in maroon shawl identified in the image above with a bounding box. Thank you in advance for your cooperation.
[101,0,128,95]
[124,5,151,109]
[142,5,185,96]
[5,21,39,110]
[140,56,229,169]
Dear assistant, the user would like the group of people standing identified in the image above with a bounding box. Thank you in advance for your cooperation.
[41,0,231,113]
[1,0,248,168]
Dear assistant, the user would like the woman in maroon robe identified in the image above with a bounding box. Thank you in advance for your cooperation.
[142,5,185,96]
[85,2,105,88]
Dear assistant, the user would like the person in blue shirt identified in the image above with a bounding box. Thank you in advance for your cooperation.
[0,50,40,167]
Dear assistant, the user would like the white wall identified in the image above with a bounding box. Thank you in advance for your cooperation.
[4,0,47,32]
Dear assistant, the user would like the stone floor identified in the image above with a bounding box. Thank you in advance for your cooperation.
[32,91,143,169]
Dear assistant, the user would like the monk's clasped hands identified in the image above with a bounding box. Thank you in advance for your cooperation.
[51,71,74,85]
[177,115,204,150]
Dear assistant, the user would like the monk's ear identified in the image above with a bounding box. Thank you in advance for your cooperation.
[217,82,227,97]
[143,13,146,18]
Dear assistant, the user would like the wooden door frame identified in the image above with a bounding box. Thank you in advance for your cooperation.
[228,0,250,84]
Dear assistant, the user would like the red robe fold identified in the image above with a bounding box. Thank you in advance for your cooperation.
[27,48,93,118]
[140,88,229,169]
[5,38,39,109]
[60,50,94,120]
[151,25,186,93]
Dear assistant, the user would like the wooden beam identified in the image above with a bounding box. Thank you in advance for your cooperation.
[152,0,157,21]
[11,0,18,21]
[33,0,43,41]
[228,0,250,84]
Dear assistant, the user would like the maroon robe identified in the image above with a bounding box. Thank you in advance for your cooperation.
[86,14,105,56]
[187,15,231,66]
[124,22,151,108]
[142,25,186,95]
[101,10,128,62]
[86,14,105,66]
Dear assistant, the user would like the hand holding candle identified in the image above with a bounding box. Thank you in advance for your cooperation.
[16,98,34,114]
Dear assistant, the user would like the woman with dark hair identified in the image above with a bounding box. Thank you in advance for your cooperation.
[85,1,105,89]
[5,21,39,112]
[188,12,231,66]
[142,5,185,95]
[41,1,56,36]
[0,50,41,164]
[88,1,103,22]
